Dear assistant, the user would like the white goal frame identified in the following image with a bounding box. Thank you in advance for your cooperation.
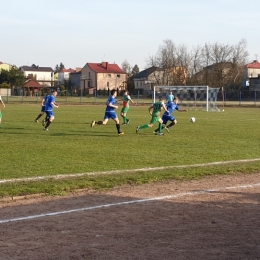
[153,86,220,112]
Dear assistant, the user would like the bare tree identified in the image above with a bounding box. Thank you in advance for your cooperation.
[121,60,131,75]
[230,39,249,90]
[145,38,249,89]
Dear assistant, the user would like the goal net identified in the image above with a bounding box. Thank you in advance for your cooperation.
[153,86,220,112]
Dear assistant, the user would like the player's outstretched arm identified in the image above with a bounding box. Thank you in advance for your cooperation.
[1,100,5,108]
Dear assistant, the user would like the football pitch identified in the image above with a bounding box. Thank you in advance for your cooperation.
[0,103,260,197]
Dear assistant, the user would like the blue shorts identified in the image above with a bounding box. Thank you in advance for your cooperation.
[45,110,54,118]
[104,111,118,120]
[41,106,45,113]
[162,114,175,124]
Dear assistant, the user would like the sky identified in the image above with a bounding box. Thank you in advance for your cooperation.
[1,0,259,71]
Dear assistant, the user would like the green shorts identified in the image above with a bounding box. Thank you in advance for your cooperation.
[121,107,129,113]
[150,116,160,125]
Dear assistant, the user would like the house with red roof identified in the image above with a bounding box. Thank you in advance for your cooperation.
[244,60,260,90]
[23,79,43,96]
[243,60,260,79]
[80,62,127,94]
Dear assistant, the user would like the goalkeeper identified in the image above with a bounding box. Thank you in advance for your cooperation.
[154,97,187,133]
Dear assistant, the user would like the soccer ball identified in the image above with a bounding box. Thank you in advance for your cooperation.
[190,117,195,123]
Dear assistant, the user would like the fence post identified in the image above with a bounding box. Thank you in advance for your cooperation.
[80,89,82,103]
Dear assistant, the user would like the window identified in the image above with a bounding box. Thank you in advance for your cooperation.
[108,74,111,78]
[117,74,120,78]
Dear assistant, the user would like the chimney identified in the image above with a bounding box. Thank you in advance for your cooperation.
[102,62,108,69]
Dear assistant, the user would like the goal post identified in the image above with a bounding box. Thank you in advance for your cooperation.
[153,86,220,112]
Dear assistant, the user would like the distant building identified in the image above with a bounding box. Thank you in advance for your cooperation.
[0,62,11,72]
[80,62,127,94]
[69,69,82,93]
[23,79,43,96]
[58,68,76,85]
[20,64,55,87]
[243,60,260,90]
[133,66,165,94]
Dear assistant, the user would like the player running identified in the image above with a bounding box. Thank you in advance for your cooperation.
[136,97,169,136]
[120,90,135,125]
[34,95,48,124]
[43,89,59,131]
[91,89,124,136]
[154,96,187,133]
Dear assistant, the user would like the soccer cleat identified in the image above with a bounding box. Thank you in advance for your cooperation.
[42,120,46,126]
[91,121,95,127]
[165,127,170,133]
[153,130,158,134]
[155,132,164,136]
[35,120,39,123]
[136,126,140,133]
[43,128,49,131]
[118,132,124,136]
[126,119,130,124]
[122,123,126,125]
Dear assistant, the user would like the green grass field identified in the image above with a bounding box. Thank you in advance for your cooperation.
[1,103,260,197]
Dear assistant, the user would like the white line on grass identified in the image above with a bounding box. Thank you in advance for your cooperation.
[1,158,260,184]
[0,182,260,224]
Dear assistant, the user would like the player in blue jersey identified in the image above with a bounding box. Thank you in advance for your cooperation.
[154,96,187,133]
[91,89,124,136]
[43,89,59,131]
[34,95,48,123]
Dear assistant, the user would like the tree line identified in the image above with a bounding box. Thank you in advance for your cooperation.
[144,38,249,90]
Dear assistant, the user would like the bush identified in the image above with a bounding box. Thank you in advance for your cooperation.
[0,82,11,88]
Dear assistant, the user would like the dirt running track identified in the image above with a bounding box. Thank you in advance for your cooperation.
[0,173,260,260]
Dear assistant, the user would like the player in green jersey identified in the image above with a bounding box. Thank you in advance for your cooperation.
[121,90,135,125]
[136,97,169,135]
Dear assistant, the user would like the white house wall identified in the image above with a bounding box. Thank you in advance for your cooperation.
[23,71,54,81]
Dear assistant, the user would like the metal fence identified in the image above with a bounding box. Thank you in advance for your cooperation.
[2,90,260,107]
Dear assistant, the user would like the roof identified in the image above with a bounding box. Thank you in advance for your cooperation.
[246,60,260,69]
[61,68,76,73]
[87,62,126,74]
[134,66,164,79]
[20,65,53,72]
[24,79,43,88]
